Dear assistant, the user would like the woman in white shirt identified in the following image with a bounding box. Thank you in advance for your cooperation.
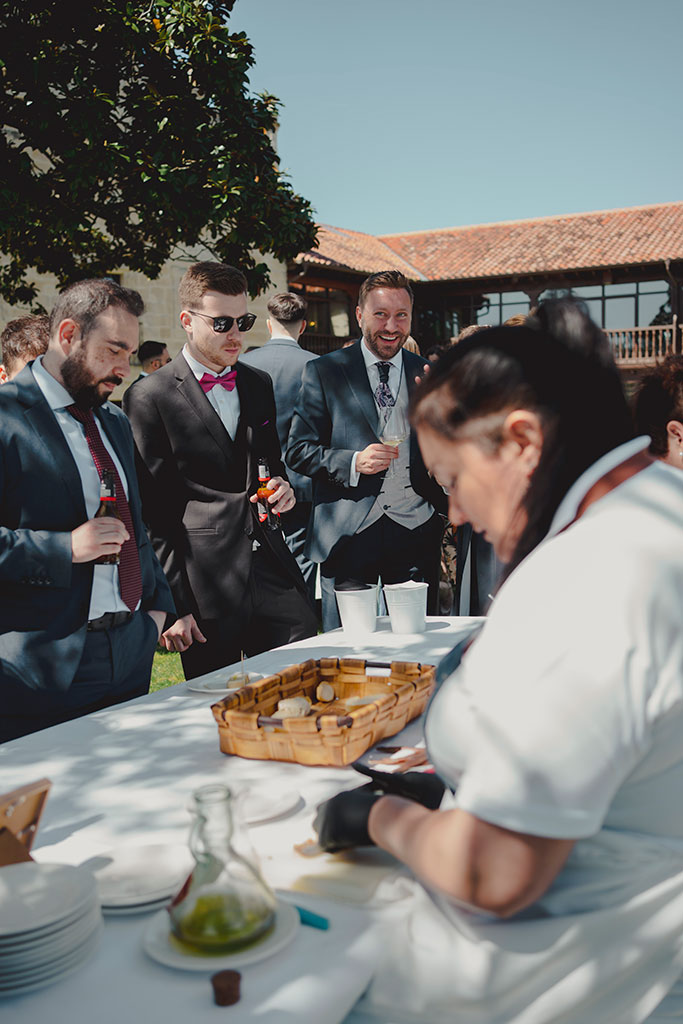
[315,300,683,1024]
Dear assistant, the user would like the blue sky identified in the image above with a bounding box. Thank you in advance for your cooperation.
[232,0,683,236]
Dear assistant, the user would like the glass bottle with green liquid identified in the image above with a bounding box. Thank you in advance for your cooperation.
[168,784,276,953]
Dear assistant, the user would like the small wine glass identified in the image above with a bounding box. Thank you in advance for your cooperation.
[380,406,409,477]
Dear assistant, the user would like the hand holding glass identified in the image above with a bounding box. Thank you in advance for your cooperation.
[380,407,408,477]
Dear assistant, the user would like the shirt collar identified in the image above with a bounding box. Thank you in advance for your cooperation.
[547,436,651,538]
[267,334,300,345]
[360,338,404,373]
[32,355,77,411]
[182,344,236,381]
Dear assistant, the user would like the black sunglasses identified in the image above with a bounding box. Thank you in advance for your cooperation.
[188,310,257,333]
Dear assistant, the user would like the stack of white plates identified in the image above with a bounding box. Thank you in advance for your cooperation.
[0,862,102,997]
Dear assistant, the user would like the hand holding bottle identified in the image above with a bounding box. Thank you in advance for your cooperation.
[260,476,295,514]
[249,457,296,522]
[71,518,129,563]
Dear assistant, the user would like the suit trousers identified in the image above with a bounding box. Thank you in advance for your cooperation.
[280,501,317,604]
[180,543,318,680]
[0,610,159,743]
[320,513,444,631]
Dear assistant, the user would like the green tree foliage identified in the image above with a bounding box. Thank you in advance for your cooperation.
[0,0,317,304]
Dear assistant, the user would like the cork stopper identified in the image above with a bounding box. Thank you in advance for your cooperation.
[211,969,241,1006]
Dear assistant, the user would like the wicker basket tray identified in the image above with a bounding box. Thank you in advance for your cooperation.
[211,657,435,767]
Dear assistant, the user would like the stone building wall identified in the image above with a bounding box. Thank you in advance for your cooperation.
[0,246,288,401]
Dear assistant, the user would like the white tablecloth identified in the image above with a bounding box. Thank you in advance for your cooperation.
[0,617,480,1023]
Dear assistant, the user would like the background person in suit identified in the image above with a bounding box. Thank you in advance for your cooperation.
[241,292,317,601]
[0,314,49,383]
[126,261,317,680]
[0,279,175,742]
[122,340,171,412]
[286,269,446,630]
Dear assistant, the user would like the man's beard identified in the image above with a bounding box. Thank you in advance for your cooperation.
[362,326,407,361]
[61,350,121,409]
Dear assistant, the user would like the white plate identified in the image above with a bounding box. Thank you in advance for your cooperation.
[241,788,303,826]
[0,901,95,950]
[87,844,193,907]
[143,899,299,972]
[102,896,172,917]
[0,863,98,938]
[186,672,263,694]
[0,906,102,969]
[0,922,102,997]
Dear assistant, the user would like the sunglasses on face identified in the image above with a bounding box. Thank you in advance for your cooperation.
[188,310,257,333]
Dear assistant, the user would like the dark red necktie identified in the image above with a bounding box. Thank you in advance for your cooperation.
[199,370,237,393]
[67,405,142,614]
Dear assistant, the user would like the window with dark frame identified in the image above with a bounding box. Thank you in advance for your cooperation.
[289,283,352,338]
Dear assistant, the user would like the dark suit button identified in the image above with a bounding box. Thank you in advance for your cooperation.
[383,504,389,510]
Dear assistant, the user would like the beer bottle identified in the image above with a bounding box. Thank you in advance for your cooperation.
[94,469,121,564]
[256,458,280,530]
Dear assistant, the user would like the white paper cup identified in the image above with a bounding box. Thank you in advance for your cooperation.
[383,581,428,633]
[335,586,377,634]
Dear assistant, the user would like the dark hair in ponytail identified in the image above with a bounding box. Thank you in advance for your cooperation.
[411,299,634,577]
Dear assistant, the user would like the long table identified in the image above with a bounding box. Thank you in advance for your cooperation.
[0,616,480,1023]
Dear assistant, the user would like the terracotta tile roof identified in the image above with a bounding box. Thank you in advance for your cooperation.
[296,202,683,282]
[294,224,427,280]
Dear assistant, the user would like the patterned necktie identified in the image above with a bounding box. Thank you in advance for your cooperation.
[199,370,237,393]
[375,362,395,407]
[67,405,142,614]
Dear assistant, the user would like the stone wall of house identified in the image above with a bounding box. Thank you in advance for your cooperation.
[0,246,288,401]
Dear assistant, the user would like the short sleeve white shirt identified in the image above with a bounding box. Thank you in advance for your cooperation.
[395,442,683,1023]
[428,441,683,850]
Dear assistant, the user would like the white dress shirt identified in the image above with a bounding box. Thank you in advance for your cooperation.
[32,357,132,619]
[182,345,240,440]
[404,440,683,1023]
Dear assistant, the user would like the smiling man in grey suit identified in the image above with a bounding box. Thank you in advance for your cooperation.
[241,292,317,600]
[0,279,175,742]
[126,262,316,679]
[286,270,446,630]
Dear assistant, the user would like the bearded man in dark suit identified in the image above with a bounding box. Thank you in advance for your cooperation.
[126,261,316,679]
[0,279,175,742]
[286,270,446,630]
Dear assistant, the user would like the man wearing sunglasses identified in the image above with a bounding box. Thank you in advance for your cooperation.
[125,261,317,679]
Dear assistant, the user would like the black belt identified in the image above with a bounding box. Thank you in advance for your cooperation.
[87,610,133,632]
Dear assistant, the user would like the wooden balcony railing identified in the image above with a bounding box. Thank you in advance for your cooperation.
[605,319,678,366]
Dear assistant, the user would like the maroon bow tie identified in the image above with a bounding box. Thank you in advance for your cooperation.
[199,370,237,393]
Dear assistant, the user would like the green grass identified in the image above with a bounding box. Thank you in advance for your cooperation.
[150,646,185,692]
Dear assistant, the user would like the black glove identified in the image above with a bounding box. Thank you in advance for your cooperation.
[352,763,446,810]
[312,767,447,853]
[312,785,381,853]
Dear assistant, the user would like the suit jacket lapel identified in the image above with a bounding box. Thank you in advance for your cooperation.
[173,356,235,457]
[404,349,418,397]
[341,344,380,435]
[403,349,425,471]
[19,371,88,522]
[237,366,276,485]
[236,366,253,460]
